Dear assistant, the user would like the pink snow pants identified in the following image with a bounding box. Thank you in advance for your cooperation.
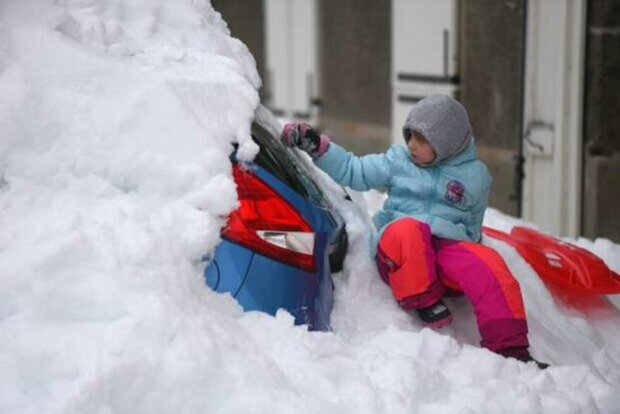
[376,218,529,351]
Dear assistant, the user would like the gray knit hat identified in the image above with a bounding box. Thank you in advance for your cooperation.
[402,94,472,164]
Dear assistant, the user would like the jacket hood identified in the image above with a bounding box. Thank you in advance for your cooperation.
[402,94,472,165]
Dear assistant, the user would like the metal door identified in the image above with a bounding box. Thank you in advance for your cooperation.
[265,0,318,121]
[391,0,459,143]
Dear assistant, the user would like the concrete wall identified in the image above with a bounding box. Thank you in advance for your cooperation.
[583,155,620,241]
[582,0,620,241]
[318,0,391,154]
[461,0,526,217]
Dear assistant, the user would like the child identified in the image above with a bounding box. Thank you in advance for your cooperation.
[281,94,548,369]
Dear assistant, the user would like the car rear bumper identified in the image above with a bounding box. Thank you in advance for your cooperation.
[205,233,339,330]
[204,170,347,331]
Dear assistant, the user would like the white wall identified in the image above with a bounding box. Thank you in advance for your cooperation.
[521,0,586,237]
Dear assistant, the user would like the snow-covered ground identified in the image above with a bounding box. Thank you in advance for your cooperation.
[1,1,619,413]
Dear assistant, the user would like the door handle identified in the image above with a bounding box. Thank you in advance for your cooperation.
[523,119,554,154]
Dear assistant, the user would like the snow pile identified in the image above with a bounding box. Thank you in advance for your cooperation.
[1,1,620,413]
[0,0,261,411]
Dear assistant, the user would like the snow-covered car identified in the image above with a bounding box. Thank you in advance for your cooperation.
[204,107,348,330]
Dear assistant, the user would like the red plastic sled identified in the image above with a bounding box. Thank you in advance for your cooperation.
[482,226,620,296]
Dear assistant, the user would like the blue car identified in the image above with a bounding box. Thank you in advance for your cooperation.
[204,107,348,331]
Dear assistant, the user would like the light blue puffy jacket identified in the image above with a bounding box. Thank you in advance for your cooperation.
[314,140,491,249]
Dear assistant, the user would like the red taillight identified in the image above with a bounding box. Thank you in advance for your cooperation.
[222,164,316,272]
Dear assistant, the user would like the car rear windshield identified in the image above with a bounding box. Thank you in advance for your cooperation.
[251,122,331,209]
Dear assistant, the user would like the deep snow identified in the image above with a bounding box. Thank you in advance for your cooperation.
[1,1,619,413]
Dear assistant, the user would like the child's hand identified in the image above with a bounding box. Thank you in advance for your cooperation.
[281,122,330,159]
